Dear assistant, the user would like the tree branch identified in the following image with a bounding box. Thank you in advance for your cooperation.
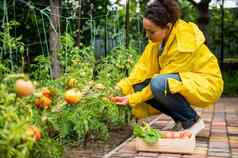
[187,0,198,7]
[204,0,212,5]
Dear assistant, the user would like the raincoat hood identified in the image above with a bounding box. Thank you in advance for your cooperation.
[175,20,205,52]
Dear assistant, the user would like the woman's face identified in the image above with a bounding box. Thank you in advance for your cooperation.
[143,18,171,43]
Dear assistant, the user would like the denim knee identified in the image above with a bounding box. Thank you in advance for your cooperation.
[150,76,167,96]
[150,74,180,96]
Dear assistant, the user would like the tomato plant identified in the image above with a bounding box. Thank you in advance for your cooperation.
[0,36,139,157]
[0,75,63,158]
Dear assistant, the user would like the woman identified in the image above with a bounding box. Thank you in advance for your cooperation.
[111,0,223,135]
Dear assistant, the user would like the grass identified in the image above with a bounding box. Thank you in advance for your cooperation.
[222,70,238,96]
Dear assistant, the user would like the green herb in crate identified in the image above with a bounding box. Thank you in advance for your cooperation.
[133,123,161,144]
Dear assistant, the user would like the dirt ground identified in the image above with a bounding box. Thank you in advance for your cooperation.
[63,125,132,158]
[63,115,161,158]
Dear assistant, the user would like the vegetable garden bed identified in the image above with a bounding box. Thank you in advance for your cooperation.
[64,125,132,158]
[0,46,139,158]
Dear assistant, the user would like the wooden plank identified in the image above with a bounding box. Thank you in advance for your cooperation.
[135,134,195,154]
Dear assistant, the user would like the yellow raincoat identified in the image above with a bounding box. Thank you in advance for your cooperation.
[117,19,223,118]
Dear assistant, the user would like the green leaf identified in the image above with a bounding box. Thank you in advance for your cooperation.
[133,123,160,144]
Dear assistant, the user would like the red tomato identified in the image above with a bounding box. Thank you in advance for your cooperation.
[164,131,173,139]
[42,88,55,98]
[173,132,180,138]
[183,131,192,138]
[181,135,190,139]
[35,96,52,109]
[16,79,34,96]
[26,126,42,141]
[64,88,82,105]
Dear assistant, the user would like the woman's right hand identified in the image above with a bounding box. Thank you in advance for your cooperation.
[110,96,129,106]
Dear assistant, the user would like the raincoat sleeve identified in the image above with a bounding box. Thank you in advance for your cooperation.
[127,84,153,107]
[116,44,151,96]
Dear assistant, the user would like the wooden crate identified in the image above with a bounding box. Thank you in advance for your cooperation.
[135,132,196,154]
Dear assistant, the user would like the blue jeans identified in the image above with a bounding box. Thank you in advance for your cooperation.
[133,74,199,129]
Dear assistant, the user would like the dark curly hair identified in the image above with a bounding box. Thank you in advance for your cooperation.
[144,0,181,28]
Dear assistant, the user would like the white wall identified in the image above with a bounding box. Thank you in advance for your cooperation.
[210,0,238,8]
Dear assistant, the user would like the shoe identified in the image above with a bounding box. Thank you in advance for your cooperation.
[162,121,183,131]
[185,118,205,136]
[162,120,175,130]
[171,122,184,131]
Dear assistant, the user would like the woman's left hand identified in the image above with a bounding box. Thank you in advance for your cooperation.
[110,96,129,105]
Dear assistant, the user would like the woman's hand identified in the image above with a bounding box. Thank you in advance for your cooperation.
[110,96,129,106]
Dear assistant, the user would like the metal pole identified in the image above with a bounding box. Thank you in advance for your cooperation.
[125,0,130,48]
[104,7,107,56]
[76,0,81,47]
